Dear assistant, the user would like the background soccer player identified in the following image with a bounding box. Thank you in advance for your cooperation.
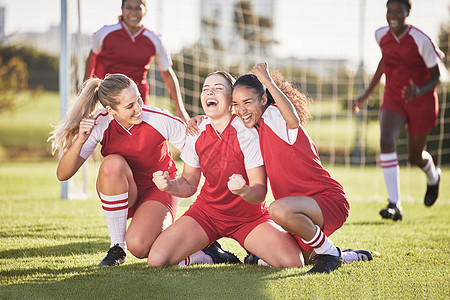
[352,0,444,221]
[84,0,190,122]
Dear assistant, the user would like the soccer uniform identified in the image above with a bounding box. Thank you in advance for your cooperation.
[90,22,173,104]
[376,25,445,135]
[80,105,186,219]
[180,115,271,247]
[258,105,349,251]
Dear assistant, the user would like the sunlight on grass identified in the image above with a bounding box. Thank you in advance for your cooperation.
[0,160,449,299]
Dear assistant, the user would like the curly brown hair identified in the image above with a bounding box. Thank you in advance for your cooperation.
[270,70,311,125]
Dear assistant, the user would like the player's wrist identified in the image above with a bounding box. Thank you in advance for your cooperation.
[415,85,421,96]
[239,185,250,198]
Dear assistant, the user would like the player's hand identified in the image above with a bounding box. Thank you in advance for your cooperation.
[352,97,364,114]
[402,80,420,103]
[186,115,205,136]
[153,171,171,191]
[251,62,272,86]
[227,174,249,197]
[78,118,97,143]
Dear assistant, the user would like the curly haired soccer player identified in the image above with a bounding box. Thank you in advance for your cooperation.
[352,0,444,221]
[148,71,304,268]
[84,0,189,122]
[49,73,237,267]
[230,62,375,273]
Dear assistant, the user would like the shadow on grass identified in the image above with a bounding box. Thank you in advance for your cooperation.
[0,240,109,259]
[0,224,105,239]
[344,221,386,226]
[0,263,285,299]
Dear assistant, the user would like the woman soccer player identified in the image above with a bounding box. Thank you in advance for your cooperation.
[49,74,229,266]
[148,71,304,268]
[231,63,353,273]
[84,0,189,122]
[353,0,444,221]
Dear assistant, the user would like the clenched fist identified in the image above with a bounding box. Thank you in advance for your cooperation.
[153,170,171,191]
[227,174,249,196]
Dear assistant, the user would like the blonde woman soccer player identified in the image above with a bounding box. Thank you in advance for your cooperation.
[50,74,235,266]
[148,71,304,268]
[353,0,444,221]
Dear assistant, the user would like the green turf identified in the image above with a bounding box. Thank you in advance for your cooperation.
[0,160,448,299]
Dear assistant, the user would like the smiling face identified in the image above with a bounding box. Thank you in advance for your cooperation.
[122,0,146,33]
[386,1,409,36]
[107,85,143,129]
[201,74,233,120]
[232,85,267,128]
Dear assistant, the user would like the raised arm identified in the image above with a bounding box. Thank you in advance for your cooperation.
[252,62,300,129]
[153,163,201,198]
[227,165,268,205]
[56,118,96,181]
[161,68,190,123]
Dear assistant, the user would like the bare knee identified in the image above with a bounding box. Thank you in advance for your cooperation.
[275,252,304,268]
[126,235,151,259]
[98,155,128,180]
[268,201,291,227]
[147,249,171,267]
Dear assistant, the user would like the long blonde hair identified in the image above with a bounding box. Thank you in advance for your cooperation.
[49,74,135,156]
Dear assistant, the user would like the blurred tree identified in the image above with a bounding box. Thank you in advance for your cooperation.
[438,21,449,69]
[233,0,276,56]
[0,56,28,113]
[0,45,58,91]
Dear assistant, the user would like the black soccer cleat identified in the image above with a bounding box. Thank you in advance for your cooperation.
[202,241,241,264]
[244,254,260,265]
[343,248,373,262]
[307,247,343,274]
[379,202,403,221]
[98,244,127,266]
[424,168,441,207]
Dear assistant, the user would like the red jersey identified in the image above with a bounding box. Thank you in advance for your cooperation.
[375,25,444,103]
[91,22,172,102]
[180,115,267,221]
[80,106,185,187]
[259,105,346,201]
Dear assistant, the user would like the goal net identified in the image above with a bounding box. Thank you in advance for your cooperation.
[64,0,449,200]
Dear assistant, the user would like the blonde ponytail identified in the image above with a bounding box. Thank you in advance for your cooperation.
[49,74,135,157]
[49,78,102,157]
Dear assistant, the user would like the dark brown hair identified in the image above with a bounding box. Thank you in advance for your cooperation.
[234,72,311,125]
[386,0,411,12]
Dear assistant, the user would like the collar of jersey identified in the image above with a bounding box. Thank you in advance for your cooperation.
[114,116,134,135]
[120,21,144,42]
[209,115,235,140]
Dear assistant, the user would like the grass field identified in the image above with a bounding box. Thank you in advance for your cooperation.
[0,91,448,298]
[1,160,449,299]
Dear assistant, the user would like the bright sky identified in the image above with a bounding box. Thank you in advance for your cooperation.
[2,0,449,72]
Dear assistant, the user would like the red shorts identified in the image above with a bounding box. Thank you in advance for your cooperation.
[183,202,273,248]
[128,185,178,220]
[293,190,349,252]
[381,92,438,135]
